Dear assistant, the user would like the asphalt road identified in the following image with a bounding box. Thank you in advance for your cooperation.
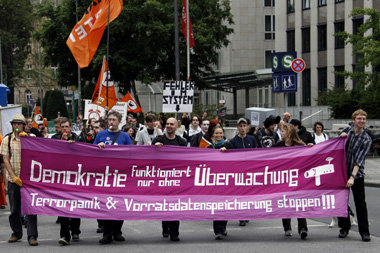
[0,187,379,253]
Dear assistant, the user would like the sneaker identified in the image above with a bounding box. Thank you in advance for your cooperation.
[215,233,224,240]
[58,237,70,246]
[96,227,104,233]
[28,237,39,246]
[113,234,125,242]
[162,232,169,238]
[99,236,113,244]
[170,235,180,242]
[361,233,371,242]
[284,230,292,237]
[8,236,21,243]
[339,229,349,238]
[72,234,80,241]
[300,229,308,240]
[239,221,247,226]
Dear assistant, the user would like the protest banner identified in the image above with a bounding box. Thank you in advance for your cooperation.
[20,138,348,220]
[162,81,194,113]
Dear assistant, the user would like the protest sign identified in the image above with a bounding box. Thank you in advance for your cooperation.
[20,138,348,220]
[162,81,194,113]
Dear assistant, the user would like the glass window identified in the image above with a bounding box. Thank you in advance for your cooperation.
[353,17,363,35]
[287,0,294,13]
[288,93,296,106]
[335,21,345,49]
[27,64,32,79]
[318,0,327,6]
[265,50,273,68]
[26,90,32,104]
[302,0,310,9]
[335,0,344,3]
[318,67,327,92]
[287,30,295,51]
[264,0,272,7]
[302,27,310,53]
[265,15,275,40]
[302,69,311,106]
[318,24,327,51]
[335,66,345,89]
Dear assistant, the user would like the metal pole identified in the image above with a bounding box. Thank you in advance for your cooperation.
[76,0,82,116]
[186,0,190,81]
[106,0,111,112]
[0,36,3,84]
[38,42,43,115]
[174,0,180,81]
[297,74,301,120]
[73,89,75,124]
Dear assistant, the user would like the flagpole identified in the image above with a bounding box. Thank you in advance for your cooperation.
[186,0,190,81]
[76,0,82,117]
[106,0,111,114]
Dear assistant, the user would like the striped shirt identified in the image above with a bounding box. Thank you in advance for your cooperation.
[0,133,21,181]
[344,127,372,179]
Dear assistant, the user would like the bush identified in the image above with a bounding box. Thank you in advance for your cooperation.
[45,90,68,120]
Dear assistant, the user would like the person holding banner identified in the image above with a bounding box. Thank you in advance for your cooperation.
[338,109,372,242]
[152,117,187,242]
[94,111,132,244]
[274,123,308,240]
[0,114,39,246]
[135,115,162,145]
[207,125,232,240]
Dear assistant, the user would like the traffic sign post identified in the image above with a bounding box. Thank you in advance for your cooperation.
[291,58,306,120]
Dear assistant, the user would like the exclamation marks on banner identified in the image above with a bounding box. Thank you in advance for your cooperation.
[322,195,335,209]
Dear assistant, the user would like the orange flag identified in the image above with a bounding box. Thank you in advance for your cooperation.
[91,57,118,109]
[66,0,123,68]
[32,106,48,129]
[120,93,143,114]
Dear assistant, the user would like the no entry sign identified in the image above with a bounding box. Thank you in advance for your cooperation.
[291,58,306,73]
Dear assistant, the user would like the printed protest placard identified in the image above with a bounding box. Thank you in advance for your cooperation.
[162,81,194,113]
[20,138,348,220]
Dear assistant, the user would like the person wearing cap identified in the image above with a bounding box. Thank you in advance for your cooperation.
[0,114,39,246]
[229,118,258,226]
[283,112,291,123]
[289,119,315,145]
[255,115,280,148]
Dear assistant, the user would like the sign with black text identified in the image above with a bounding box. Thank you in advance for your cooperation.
[162,81,194,113]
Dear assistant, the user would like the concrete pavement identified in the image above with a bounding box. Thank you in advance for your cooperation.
[363,157,380,187]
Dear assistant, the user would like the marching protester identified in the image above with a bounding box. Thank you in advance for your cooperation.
[183,115,202,144]
[274,123,309,240]
[79,118,96,144]
[207,125,232,239]
[72,116,83,131]
[152,117,187,242]
[283,112,291,123]
[39,126,49,138]
[54,118,81,246]
[94,111,133,244]
[199,119,220,148]
[276,120,286,140]
[0,134,8,209]
[289,119,315,145]
[51,117,63,138]
[255,115,280,148]
[0,114,39,246]
[135,115,162,145]
[26,118,43,137]
[176,119,186,137]
[190,119,210,147]
[181,113,191,130]
[229,118,259,227]
[338,109,372,242]
[124,126,137,144]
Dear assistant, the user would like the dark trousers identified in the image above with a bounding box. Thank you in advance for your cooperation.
[213,220,228,235]
[338,177,369,235]
[59,217,81,241]
[162,221,179,237]
[282,218,307,234]
[8,182,38,240]
[102,220,123,239]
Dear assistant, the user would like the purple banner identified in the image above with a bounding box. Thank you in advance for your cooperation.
[20,137,348,220]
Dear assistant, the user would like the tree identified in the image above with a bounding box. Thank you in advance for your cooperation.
[0,0,34,99]
[45,90,68,120]
[319,8,380,118]
[36,0,234,104]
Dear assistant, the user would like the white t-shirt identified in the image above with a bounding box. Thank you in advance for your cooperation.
[314,133,328,144]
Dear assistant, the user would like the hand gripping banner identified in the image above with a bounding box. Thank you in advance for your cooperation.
[20,138,348,220]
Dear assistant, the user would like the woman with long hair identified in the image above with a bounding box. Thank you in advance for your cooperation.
[207,125,232,239]
[274,124,309,240]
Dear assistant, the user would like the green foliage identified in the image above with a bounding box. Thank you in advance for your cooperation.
[45,90,68,120]
[42,90,52,115]
[0,0,34,87]
[36,0,234,96]
[323,8,380,118]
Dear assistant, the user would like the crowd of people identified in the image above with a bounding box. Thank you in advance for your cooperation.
[0,109,372,246]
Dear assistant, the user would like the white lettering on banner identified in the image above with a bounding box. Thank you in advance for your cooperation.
[30,193,100,212]
[84,17,94,28]
[194,164,299,187]
[75,25,87,40]
[69,33,76,42]
[29,160,127,187]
